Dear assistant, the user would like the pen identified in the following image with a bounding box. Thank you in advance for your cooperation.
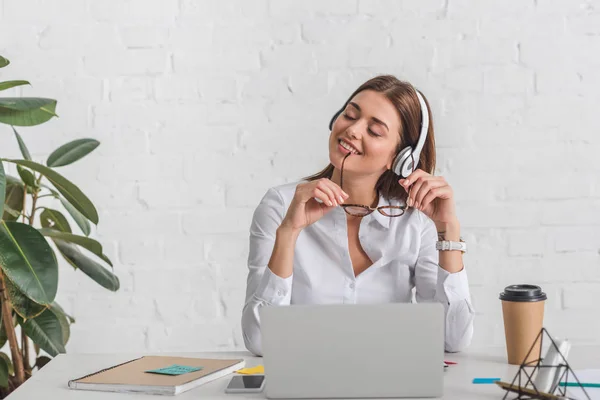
[558,382,600,388]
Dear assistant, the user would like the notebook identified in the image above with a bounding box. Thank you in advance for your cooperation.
[68,356,245,396]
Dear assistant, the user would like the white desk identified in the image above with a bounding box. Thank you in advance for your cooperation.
[7,347,600,399]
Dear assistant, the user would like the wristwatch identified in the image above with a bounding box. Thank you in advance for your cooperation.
[435,237,467,253]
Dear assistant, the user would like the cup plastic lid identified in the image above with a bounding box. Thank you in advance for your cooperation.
[499,284,547,302]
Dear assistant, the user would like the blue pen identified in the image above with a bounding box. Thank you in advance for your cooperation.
[472,378,501,384]
[559,382,600,388]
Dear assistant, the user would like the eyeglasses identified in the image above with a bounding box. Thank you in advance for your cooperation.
[339,153,408,217]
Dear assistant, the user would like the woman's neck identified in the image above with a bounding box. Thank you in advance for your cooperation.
[330,168,379,208]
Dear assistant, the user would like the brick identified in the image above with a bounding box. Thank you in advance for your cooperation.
[460,204,540,228]
[108,77,154,103]
[95,210,181,238]
[433,39,517,72]
[119,236,164,267]
[507,229,547,257]
[154,76,200,103]
[548,227,600,253]
[302,19,388,47]
[541,200,600,226]
[147,322,235,352]
[180,0,268,23]
[199,75,237,102]
[149,125,237,155]
[359,0,437,17]
[563,284,600,310]
[238,70,291,100]
[269,0,357,19]
[96,155,184,183]
[483,66,534,95]
[505,173,593,201]
[133,266,217,295]
[287,72,329,99]
[448,0,535,17]
[67,324,148,353]
[163,235,205,266]
[261,44,317,73]
[39,25,121,54]
[478,15,565,40]
[173,48,260,74]
[89,0,179,23]
[118,26,169,49]
[4,0,87,22]
[182,208,253,235]
[153,291,220,325]
[137,178,226,209]
[84,50,168,76]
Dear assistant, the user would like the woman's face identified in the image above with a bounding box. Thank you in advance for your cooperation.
[329,90,402,177]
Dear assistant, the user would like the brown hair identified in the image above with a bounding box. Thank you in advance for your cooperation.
[303,75,436,203]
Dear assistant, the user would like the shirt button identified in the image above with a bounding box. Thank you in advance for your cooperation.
[277,290,283,296]
[349,283,355,290]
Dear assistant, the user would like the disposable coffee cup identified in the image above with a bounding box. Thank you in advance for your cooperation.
[499,284,547,365]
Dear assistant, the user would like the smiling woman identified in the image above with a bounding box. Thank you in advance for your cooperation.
[241,75,474,357]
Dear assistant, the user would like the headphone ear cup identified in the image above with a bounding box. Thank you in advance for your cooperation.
[392,147,413,178]
[329,109,343,131]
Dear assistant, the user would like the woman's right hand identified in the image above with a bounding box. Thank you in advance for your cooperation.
[280,178,349,232]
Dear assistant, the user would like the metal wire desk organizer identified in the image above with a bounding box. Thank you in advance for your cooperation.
[496,328,590,400]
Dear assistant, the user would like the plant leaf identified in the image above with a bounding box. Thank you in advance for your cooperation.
[59,197,90,236]
[0,353,13,376]
[53,239,119,291]
[0,80,30,91]
[40,208,72,233]
[0,161,5,219]
[0,98,57,127]
[49,303,70,345]
[3,176,24,222]
[0,56,9,68]
[46,139,100,168]
[3,160,98,224]
[35,356,51,370]
[5,277,47,320]
[38,228,111,266]
[0,98,56,112]
[0,221,58,305]
[0,354,8,388]
[100,253,113,267]
[20,309,66,357]
[16,166,36,188]
[12,126,32,161]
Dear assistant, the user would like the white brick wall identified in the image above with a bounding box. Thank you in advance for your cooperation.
[1,0,599,354]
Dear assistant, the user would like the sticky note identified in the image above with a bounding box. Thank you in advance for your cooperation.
[472,378,501,384]
[236,365,265,375]
[146,364,203,375]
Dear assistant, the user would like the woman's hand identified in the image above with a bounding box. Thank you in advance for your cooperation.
[280,178,349,232]
[398,169,457,224]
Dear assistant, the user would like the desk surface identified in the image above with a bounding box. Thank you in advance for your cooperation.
[8,346,600,399]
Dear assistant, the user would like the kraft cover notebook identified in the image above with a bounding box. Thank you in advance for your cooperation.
[68,356,245,395]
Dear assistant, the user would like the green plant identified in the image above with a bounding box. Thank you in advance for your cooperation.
[0,55,119,395]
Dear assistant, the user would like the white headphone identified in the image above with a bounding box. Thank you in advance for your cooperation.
[329,88,429,179]
[391,90,429,178]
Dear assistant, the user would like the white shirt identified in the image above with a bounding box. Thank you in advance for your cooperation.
[242,181,475,356]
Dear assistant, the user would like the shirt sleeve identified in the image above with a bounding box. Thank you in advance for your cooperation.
[241,187,293,356]
[413,214,475,353]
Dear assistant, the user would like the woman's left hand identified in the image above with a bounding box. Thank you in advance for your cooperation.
[398,169,457,224]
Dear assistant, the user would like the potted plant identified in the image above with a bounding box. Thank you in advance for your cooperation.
[0,55,119,396]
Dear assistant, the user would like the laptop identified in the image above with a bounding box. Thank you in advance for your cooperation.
[260,303,444,399]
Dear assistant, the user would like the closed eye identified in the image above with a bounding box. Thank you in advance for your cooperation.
[343,113,381,137]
